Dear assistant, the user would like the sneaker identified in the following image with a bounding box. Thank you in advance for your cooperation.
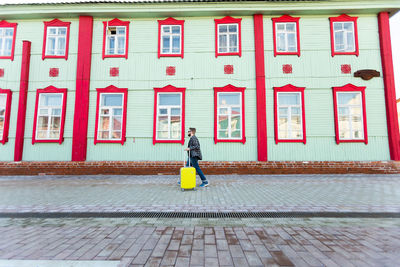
[199,181,209,187]
[177,180,181,185]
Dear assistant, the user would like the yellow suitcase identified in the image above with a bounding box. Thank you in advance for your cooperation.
[180,152,196,191]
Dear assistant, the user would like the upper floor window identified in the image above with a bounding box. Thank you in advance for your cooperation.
[332,84,367,144]
[42,19,71,60]
[272,15,300,57]
[94,85,128,145]
[214,16,242,57]
[329,14,359,56]
[32,86,67,144]
[0,20,17,61]
[102,18,130,59]
[153,85,186,145]
[0,89,12,144]
[158,17,185,58]
[214,84,246,144]
[274,84,306,144]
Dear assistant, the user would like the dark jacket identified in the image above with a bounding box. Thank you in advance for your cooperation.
[188,135,203,160]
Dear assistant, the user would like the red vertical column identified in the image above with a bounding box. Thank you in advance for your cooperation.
[378,12,400,160]
[253,14,268,161]
[72,16,93,161]
[14,41,31,161]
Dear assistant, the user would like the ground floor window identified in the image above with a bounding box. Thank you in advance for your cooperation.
[153,85,186,145]
[32,86,67,144]
[332,84,367,144]
[0,89,12,144]
[274,84,306,144]
[214,84,246,144]
[94,85,128,145]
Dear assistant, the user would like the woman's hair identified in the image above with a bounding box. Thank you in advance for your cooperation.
[189,128,196,134]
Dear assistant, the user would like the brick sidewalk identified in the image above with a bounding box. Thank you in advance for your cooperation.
[0,175,399,213]
[1,225,399,266]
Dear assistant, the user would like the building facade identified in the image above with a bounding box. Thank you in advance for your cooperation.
[0,0,399,163]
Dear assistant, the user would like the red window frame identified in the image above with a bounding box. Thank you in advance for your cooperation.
[214,84,246,144]
[153,85,186,145]
[42,19,71,60]
[102,18,130,60]
[332,83,367,144]
[272,15,301,57]
[157,17,185,58]
[0,89,12,145]
[329,14,359,57]
[273,84,306,144]
[0,20,18,61]
[214,16,242,58]
[94,85,128,145]
[32,85,67,144]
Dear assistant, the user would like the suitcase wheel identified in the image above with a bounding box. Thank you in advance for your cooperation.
[181,188,185,192]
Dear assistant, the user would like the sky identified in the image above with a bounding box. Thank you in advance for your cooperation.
[390,11,400,98]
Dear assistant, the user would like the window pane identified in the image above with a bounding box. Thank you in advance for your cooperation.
[49,28,57,35]
[113,116,122,131]
[37,131,47,139]
[219,25,227,33]
[38,116,49,130]
[219,34,227,52]
[40,94,62,106]
[219,93,240,105]
[279,107,288,117]
[286,23,295,32]
[159,94,180,106]
[278,93,300,105]
[117,36,125,54]
[171,108,180,116]
[107,36,115,54]
[5,28,13,36]
[162,26,170,33]
[229,34,238,52]
[218,115,228,130]
[157,115,168,131]
[159,108,167,115]
[0,117,4,132]
[4,39,12,56]
[228,24,237,33]
[117,27,125,35]
[344,22,354,31]
[51,108,61,116]
[172,36,180,53]
[112,131,121,139]
[101,94,123,106]
[50,116,61,131]
[162,36,170,53]
[218,130,228,138]
[113,108,122,116]
[98,131,109,139]
[276,23,285,31]
[335,31,344,51]
[277,33,286,51]
[219,108,228,115]
[59,27,67,35]
[231,130,241,138]
[337,93,360,105]
[0,108,5,117]
[0,95,6,106]
[287,33,296,51]
[57,37,66,55]
[47,37,56,55]
[171,117,181,139]
[99,116,110,131]
[231,107,241,115]
[231,116,241,130]
[278,117,288,139]
[333,22,343,31]
[172,26,180,34]
[346,32,355,51]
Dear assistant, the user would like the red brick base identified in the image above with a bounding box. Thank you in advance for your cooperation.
[0,161,400,175]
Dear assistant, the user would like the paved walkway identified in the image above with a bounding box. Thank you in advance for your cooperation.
[0,174,400,266]
[0,174,399,213]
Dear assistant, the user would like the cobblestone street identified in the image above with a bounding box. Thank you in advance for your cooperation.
[0,174,399,266]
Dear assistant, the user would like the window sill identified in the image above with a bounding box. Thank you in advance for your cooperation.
[215,52,241,58]
[159,53,183,58]
[103,54,128,60]
[275,139,306,145]
[153,139,185,145]
[275,51,300,57]
[336,139,367,145]
[214,138,246,144]
[42,55,68,60]
[94,139,126,145]
[32,138,64,145]
[331,51,359,57]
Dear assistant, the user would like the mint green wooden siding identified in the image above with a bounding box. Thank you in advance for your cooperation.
[0,12,391,162]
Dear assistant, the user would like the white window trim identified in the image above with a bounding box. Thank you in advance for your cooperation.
[217,92,242,140]
[97,92,124,141]
[336,91,364,140]
[277,92,303,140]
[36,93,64,140]
[156,92,182,140]
[45,26,67,56]
[160,25,181,55]
[333,21,356,53]
[217,23,239,54]
[0,93,7,140]
[275,22,298,53]
[0,27,14,57]
[105,26,127,55]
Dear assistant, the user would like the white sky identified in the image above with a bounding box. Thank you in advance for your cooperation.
[390,11,400,98]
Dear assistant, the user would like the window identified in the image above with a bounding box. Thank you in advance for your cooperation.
[0,89,12,144]
[274,84,306,144]
[329,14,359,57]
[102,18,130,59]
[214,84,246,144]
[94,85,128,145]
[158,17,184,58]
[332,84,367,144]
[32,86,67,144]
[42,19,71,60]
[153,85,186,145]
[0,20,17,61]
[214,16,242,57]
[272,15,300,57]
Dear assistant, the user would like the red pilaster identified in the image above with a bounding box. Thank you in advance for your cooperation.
[14,41,31,161]
[72,16,93,161]
[378,12,400,160]
[253,14,268,161]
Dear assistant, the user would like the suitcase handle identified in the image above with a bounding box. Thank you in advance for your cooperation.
[184,150,191,167]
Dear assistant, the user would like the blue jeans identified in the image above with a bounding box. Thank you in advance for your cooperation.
[186,157,207,181]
